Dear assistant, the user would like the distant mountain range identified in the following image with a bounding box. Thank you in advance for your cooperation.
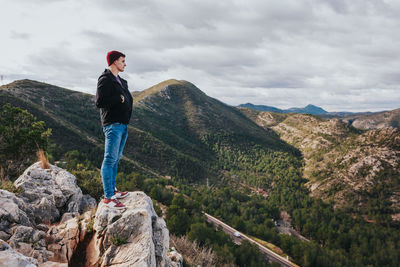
[239,103,400,130]
[238,103,329,115]
[237,102,380,116]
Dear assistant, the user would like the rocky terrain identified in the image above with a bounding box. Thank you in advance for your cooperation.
[0,162,182,266]
[240,109,400,222]
[342,108,400,130]
[239,102,400,130]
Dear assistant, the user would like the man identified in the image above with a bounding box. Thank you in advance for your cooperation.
[95,50,133,209]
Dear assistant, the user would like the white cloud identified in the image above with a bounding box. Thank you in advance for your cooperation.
[0,0,399,112]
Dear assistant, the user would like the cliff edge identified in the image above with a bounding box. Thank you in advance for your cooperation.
[0,162,181,267]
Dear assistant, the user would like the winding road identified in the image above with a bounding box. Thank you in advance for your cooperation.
[204,213,299,267]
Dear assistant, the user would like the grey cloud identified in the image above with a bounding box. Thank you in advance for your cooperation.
[220,86,400,112]
[5,0,400,112]
[10,31,30,40]
[24,46,97,92]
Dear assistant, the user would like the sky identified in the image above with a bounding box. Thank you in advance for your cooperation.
[0,0,399,112]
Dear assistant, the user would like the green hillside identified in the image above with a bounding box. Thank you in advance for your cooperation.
[0,79,299,184]
[132,79,301,183]
[0,80,169,177]
[0,80,103,161]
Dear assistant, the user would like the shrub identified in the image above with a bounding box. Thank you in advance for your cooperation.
[111,236,127,246]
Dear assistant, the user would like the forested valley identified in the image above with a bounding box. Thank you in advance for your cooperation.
[1,79,400,266]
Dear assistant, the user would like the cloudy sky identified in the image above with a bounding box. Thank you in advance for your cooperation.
[1,0,399,112]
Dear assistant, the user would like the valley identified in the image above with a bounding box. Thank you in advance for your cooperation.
[1,79,400,266]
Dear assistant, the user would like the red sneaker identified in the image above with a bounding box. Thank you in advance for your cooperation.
[114,189,129,199]
[103,197,126,210]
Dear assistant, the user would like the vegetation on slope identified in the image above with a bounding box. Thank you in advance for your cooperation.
[0,103,51,180]
[2,80,400,266]
[241,110,400,223]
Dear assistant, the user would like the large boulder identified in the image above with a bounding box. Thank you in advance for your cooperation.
[0,162,96,266]
[13,162,95,224]
[89,191,170,267]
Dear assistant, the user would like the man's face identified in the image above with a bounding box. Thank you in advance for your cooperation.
[114,56,126,72]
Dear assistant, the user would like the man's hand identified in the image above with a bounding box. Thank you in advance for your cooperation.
[120,95,125,103]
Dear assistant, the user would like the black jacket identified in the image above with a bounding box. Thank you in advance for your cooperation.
[95,69,133,126]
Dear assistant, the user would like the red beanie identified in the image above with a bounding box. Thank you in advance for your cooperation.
[106,50,125,66]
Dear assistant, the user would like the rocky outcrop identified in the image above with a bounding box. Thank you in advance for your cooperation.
[0,162,96,266]
[13,162,96,224]
[0,162,182,266]
[343,108,400,130]
[242,111,400,221]
[87,192,170,267]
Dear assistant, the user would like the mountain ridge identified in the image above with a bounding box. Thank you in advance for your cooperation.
[1,79,299,183]
[238,103,329,115]
[238,102,398,117]
[240,109,400,221]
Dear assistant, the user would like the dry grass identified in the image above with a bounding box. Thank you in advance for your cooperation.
[37,149,50,169]
[249,235,286,257]
[170,235,228,267]
[134,79,184,103]
[0,166,4,184]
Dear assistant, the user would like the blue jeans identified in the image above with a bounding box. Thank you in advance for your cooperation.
[101,123,128,199]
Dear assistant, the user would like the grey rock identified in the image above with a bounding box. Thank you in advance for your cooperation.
[35,224,49,233]
[0,190,34,231]
[0,231,10,241]
[36,197,59,224]
[59,212,78,224]
[166,247,183,267]
[46,215,81,263]
[153,218,169,266]
[14,162,84,224]
[8,225,47,252]
[1,163,175,266]
[91,191,170,267]
[0,239,38,267]
[79,211,94,242]
[40,262,68,267]
[1,163,97,265]
[80,194,97,213]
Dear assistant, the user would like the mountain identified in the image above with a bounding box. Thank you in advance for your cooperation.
[0,79,298,183]
[238,103,329,115]
[2,79,400,266]
[321,111,374,117]
[237,103,284,113]
[0,79,179,178]
[286,104,328,115]
[131,79,299,182]
[0,79,104,159]
[239,102,400,130]
[3,79,398,221]
[240,109,400,222]
[341,108,400,130]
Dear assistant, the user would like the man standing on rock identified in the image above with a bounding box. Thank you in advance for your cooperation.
[95,50,133,209]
